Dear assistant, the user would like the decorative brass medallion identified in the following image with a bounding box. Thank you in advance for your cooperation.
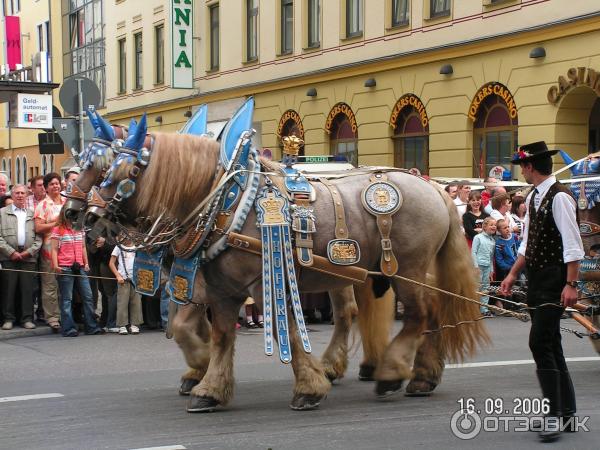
[136,269,154,293]
[172,275,189,301]
[327,239,361,265]
[361,181,403,215]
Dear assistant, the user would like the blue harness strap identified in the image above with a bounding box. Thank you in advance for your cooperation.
[132,248,165,296]
[168,253,201,304]
[256,184,311,363]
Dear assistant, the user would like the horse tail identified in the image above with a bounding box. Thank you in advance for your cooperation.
[434,191,490,362]
[355,276,395,368]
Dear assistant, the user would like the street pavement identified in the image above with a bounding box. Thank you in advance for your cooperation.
[0,317,598,450]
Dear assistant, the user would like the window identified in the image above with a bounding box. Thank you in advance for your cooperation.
[134,32,143,90]
[118,38,126,93]
[346,0,362,38]
[22,156,27,185]
[8,0,20,14]
[64,0,105,106]
[16,157,21,185]
[209,4,219,70]
[391,0,409,27]
[307,0,320,48]
[281,0,293,54]
[392,100,429,174]
[246,0,259,61]
[155,25,164,84]
[430,0,450,18]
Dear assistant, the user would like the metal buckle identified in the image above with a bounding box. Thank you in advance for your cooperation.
[381,238,392,251]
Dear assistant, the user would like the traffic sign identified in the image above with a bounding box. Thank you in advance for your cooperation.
[53,118,95,153]
[58,76,100,116]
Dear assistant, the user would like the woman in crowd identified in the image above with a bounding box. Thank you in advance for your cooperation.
[490,193,519,235]
[510,194,526,239]
[51,209,102,337]
[462,190,489,247]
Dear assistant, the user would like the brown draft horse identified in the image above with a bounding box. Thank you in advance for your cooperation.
[68,132,398,404]
[85,132,489,411]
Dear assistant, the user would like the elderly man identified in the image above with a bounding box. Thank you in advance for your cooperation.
[0,184,42,330]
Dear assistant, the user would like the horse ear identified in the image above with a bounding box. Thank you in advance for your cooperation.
[92,111,115,141]
[124,113,147,149]
[558,150,581,176]
[128,118,138,136]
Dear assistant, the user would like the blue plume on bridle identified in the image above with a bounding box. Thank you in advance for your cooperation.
[86,110,115,141]
[558,150,600,176]
[128,118,138,137]
[123,113,147,150]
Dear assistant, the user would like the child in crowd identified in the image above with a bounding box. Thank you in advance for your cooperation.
[109,244,143,335]
[471,217,497,317]
[51,210,102,337]
[495,219,519,309]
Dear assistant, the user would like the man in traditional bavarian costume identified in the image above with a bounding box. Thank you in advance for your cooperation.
[501,141,584,442]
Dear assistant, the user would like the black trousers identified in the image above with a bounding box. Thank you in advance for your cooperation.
[1,260,36,323]
[527,265,568,371]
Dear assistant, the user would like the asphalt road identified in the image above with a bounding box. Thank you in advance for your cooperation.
[1,317,599,450]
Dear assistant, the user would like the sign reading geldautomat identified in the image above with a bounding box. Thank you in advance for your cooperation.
[468,82,517,121]
[171,0,193,89]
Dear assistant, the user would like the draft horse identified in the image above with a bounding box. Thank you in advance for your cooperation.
[83,127,489,412]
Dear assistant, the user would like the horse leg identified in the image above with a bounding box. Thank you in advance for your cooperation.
[354,277,395,381]
[375,276,427,398]
[288,309,332,410]
[320,286,358,382]
[405,311,445,396]
[187,299,240,413]
[171,304,212,395]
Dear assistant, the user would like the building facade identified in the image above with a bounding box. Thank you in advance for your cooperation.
[104,0,600,178]
[0,0,67,184]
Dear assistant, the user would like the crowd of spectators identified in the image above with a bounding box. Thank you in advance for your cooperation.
[0,171,165,337]
[446,177,525,316]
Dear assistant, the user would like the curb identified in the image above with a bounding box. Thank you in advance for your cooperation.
[0,327,54,341]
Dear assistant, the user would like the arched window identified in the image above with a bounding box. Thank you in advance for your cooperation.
[23,156,28,185]
[16,157,21,184]
[8,157,12,183]
[589,98,600,153]
[391,95,429,174]
[326,103,358,166]
[42,155,47,175]
[1,158,6,174]
[471,83,518,178]
[50,155,55,173]
[278,110,305,156]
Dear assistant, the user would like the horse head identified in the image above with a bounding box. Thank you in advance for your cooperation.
[83,114,149,244]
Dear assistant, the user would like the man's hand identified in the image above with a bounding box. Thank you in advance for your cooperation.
[10,251,22,261]
[500,272,516,296]
[94,237,106,248]
[561,285,578,308]
[116,275,125,285]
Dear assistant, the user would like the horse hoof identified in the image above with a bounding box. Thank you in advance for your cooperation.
[289,393,325,411]
[358,364,375,381]
[405,380,435,397]
[179,378,200,396]
[375,380,403,398]
[187,395,220,413]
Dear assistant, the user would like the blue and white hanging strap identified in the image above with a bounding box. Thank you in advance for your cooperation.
[255,182,311,364]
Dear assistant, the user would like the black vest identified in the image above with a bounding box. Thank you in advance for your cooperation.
[525,181,573,270]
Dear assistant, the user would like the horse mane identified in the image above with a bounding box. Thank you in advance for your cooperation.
[135,132,220,220]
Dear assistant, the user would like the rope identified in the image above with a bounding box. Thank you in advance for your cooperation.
[366,270,596,336]
[0,266,117,281]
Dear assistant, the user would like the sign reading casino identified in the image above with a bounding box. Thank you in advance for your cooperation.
[277,110,305,139]
[389,94,428,128]
[325,103,358,135]
[547,67,600,105]
[468,82,517,121]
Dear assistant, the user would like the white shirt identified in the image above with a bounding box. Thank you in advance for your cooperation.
[454,197,468,218]
[490,209,517,234]
[517,176,584,263]
[12,204,27,247]
[111,246,136,280]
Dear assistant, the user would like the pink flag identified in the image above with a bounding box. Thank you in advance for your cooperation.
[5,16,22,70]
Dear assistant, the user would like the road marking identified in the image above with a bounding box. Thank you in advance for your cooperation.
[0,393,64,403]
[447,356,600,369]
[129,446,186,450]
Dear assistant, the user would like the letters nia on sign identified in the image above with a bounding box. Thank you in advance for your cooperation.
[171,0,194,89]
[11,93,53,129]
